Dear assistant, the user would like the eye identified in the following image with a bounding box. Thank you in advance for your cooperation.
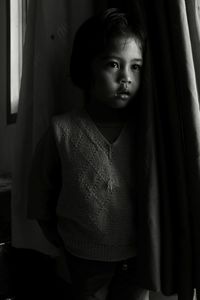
[131,64,142,71]
[107,61,119,69]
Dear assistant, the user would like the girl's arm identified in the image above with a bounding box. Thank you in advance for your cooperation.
[27,126,62,247]
[37,219,63,248]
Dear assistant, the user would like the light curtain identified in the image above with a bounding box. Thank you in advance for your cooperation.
[12,0,99,256]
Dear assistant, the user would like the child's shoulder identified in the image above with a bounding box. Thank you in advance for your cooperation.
[51,108,88,141]
[52,108,84,126]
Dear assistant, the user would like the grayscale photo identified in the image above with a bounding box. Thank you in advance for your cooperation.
[0,0,200,299]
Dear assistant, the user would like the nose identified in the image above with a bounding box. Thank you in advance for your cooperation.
[119,67,132,85]
[120,78,132,84]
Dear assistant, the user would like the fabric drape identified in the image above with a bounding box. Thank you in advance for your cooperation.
[134,0,200,299]
[12,0,200,299]
[12,0,96,256]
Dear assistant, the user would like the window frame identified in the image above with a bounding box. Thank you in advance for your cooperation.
[7,0,28,124]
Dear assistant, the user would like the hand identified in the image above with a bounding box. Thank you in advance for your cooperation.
[38,220,63,248]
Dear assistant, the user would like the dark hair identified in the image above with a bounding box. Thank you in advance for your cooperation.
[70,7,146,90]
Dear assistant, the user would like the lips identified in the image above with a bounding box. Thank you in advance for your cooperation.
[115,89,130,98]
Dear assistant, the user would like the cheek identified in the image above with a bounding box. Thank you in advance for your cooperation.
[133,73,141,88]
[93,73,113,90]
[89,75,106,97]
[135,77,141,88]
[101,72,117,87]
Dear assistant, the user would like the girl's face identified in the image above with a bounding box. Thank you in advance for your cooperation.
[89,36,143,109]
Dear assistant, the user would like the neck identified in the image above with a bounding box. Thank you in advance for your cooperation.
[85,101,129,124]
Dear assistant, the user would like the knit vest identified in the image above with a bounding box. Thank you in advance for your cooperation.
[52,109,137,261]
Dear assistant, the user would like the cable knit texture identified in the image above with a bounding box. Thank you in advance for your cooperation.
[52,109,137,261]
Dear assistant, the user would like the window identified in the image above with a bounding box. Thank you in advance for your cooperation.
[7,0,28,123]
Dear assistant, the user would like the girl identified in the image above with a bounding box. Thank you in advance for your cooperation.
[28,8,148,300]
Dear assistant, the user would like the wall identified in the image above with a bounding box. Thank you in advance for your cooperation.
[0,0,16,174]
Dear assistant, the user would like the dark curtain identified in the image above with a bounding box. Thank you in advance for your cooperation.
[109,0,200,299]
[12,0,200,299]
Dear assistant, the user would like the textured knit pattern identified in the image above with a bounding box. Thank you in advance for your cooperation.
[52,109,137,261]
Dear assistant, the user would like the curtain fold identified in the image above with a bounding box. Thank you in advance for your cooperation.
[12,0,200,298]
[12,0,59,256]
[138,0,200,298]
[12,0,94,255]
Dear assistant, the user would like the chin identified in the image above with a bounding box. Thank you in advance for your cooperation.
[109,99,131,109]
